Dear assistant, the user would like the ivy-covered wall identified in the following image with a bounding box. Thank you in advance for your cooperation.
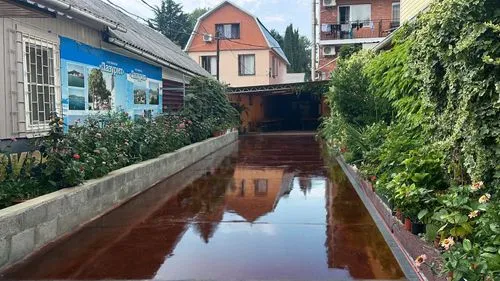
[320,0,499,280]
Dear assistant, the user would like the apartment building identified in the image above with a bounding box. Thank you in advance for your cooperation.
[317,0,400,79]
[185,1,290,87]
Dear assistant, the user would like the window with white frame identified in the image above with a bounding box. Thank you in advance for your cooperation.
[22,35,59,129]
[339,4,371,24]
[201,56,217,75]
[392,3,401,23]
[238,54,255,76]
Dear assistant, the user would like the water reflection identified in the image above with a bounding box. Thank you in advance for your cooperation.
[2,135,404,280]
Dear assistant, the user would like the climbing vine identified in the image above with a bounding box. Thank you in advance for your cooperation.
[320,0,500,280]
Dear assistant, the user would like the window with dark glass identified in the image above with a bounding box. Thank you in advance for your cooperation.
[215,23,240,39]
[201,56,217,75]
[254,179,268,196]
[238,54,255,76]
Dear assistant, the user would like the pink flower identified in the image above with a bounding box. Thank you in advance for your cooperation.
[479,193,491,204]
[178,123,186,129]
[441,237,455,250]
[471,181,484,192]
[73,154,80,160]
[468,210,479,218]
[414,254,427,268]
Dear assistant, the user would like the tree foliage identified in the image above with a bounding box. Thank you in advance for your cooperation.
[271,24,311,77]
[148,0,207,48]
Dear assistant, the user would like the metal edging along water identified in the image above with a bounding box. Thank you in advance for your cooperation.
[336,156,423,281]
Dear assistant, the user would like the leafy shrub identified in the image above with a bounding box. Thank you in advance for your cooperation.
[321,0,499,279]
[0,77,238,209]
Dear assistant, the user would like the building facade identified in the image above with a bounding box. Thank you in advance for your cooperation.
[317,0,400,79]
[185,1,290,87]
[0,0,210,143]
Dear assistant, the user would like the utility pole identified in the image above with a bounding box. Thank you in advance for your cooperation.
[216,31,221,81]
[311,0,317,81]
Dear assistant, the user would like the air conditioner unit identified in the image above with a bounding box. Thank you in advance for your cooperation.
[323,0,336,7]
[203,33,213,43]
[323,46,336,56]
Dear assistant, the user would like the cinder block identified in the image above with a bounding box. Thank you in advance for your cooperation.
[0,238,9,267]
[57,213,80,235]
[9,227,35,262]
[35,218,57,248]
[0,215,23,238]
[22,204,47,230]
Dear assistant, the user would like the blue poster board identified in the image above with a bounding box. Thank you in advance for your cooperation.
[60,37,162,126]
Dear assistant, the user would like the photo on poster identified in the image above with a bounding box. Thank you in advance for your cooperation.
[68,88,85,110]
[88,68,111,111]
[67,64,85,88]
[133,85,147,105]
[149,81,160,105]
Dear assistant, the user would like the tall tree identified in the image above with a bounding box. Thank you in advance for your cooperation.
[148,0,190,48]
[187,7,209,31]
[270,29,284,48]
[281,24,311,77]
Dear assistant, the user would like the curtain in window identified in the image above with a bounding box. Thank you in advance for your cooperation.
[239,55,255,75]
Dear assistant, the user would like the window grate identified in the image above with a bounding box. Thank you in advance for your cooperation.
[22,34,59,131]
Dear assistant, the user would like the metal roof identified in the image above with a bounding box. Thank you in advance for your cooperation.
[22,0,211,77]
[226,81,329,95]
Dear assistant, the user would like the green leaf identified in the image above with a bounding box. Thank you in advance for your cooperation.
[418,209,429,220]
[463,239,472,252]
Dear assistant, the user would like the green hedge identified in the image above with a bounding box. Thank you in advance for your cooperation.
[0,77,239,209]
[320,0,499,280]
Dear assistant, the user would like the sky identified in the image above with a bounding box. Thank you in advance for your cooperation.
[106,0,313,39]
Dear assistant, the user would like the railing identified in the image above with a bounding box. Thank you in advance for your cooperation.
[320,19,400,41]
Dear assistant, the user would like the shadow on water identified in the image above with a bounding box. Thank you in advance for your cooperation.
[2,135,405,281]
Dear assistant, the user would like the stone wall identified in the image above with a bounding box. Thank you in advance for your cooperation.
[0,132,238,270]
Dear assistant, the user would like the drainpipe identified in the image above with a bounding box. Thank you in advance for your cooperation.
[35,0,127,33]
[108,37,199,78]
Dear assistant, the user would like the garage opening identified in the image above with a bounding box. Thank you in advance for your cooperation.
[227,81,329,133]
[261,94,321,131]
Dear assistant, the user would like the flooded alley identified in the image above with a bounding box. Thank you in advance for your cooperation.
[2,134,405,280]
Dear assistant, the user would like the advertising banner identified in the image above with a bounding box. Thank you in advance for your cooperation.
[60,37,162,126]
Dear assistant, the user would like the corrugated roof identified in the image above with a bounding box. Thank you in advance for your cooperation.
[29,0,211,77]
[256,18,289,65]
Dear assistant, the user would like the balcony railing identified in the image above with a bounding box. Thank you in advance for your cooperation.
[320,19,400,41]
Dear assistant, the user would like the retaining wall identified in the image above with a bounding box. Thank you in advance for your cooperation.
[337,156,445,281]
[0,132,238,270]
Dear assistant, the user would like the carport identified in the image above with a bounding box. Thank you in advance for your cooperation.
[227,81,329,133]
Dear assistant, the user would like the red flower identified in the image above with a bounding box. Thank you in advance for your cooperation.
[370,175,377,182]
[73,154,80,160]
[340,147,347,153]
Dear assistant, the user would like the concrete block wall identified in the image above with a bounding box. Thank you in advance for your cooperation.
[0,132,238,271]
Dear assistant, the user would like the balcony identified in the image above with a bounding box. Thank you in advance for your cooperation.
[320,19,400,43]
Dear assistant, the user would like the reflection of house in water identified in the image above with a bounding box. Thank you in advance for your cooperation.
[226,165,294,222]
[325,169,403,279]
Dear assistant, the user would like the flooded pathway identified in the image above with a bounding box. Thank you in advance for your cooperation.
[2,135,404,280]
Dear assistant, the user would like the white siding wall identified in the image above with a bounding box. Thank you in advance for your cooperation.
[401,0,432,23]
[0,15,102,140]
[0,14,190,140]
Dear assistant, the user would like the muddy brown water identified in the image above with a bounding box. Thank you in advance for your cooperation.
[1,134,405,280]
